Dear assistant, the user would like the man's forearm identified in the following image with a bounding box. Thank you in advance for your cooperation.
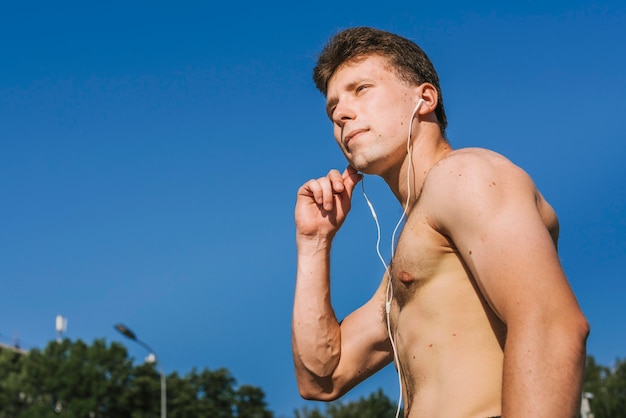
[292,241,342,378]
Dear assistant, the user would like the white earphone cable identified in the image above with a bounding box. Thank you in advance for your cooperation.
[361,98,423,417]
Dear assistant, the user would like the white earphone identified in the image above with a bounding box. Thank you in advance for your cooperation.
[412,98,425,117]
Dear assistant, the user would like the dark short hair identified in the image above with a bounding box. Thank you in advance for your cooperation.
[313,27,447,134]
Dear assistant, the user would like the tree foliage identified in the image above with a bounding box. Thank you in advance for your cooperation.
[293,389,400,418]
[0,339,273,418]
[584,355,626,418]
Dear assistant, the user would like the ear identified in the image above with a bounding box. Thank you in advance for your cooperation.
[416,83,438,115]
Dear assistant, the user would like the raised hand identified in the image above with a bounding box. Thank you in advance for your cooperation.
[295,165,363,241]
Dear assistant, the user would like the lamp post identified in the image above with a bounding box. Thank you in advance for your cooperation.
[114,323,166,418]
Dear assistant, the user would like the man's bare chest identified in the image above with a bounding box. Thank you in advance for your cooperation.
[388,209,458,308]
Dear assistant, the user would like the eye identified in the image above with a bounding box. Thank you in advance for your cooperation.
[356,84,369,93]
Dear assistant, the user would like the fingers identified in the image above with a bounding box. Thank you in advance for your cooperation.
[301,168,360,212]
[342,165,363,196]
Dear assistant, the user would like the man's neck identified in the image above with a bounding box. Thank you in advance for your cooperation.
[382,128,452,207]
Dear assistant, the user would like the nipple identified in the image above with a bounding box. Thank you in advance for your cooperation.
[398,271,415,284]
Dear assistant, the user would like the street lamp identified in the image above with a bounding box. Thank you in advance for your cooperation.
[114,323,166,418]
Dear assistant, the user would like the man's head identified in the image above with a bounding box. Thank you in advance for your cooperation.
[313,27,447,135]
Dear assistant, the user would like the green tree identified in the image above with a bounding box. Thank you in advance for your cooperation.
[0,346,29,418]
[583,355,626,418]
[196,367,238,417]
[583,355,612,417]
[609,359,626,415]
[167,370,201,417]
[235,385,273,418]
[18,338,134,418]
[326,389,400,418]
[127,361,161,418]
[293,389,400,418]
[167,367,273,418]
[293,406,325,418]
[0,339,274,417]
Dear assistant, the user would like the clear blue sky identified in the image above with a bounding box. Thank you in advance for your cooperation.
[1,1,625,416]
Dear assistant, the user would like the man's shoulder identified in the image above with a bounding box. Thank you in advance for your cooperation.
[425,147,530,190]
[421,147,537,223]
[432,147,513,171]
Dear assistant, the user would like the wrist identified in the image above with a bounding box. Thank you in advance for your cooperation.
[296,233,334,255]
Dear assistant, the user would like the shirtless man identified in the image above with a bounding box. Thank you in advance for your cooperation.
[291,27,589,417]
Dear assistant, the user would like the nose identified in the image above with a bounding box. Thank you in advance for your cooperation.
[332,98,356,127]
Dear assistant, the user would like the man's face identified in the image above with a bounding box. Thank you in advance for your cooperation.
[326,54,419,175]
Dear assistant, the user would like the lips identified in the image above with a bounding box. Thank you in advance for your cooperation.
[343,128,367,150]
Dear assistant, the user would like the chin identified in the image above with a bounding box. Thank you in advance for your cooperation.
[350,162,380,176]
[346,152,385,175]
[356,166,377,175]
[346,158,368,173]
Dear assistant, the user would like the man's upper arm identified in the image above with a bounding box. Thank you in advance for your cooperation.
[428,154,580,323]
[428,150,588,415]
[294,276,393,400]
[332,277,394,391]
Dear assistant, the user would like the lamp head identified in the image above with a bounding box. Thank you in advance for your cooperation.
[114,323,137,340]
